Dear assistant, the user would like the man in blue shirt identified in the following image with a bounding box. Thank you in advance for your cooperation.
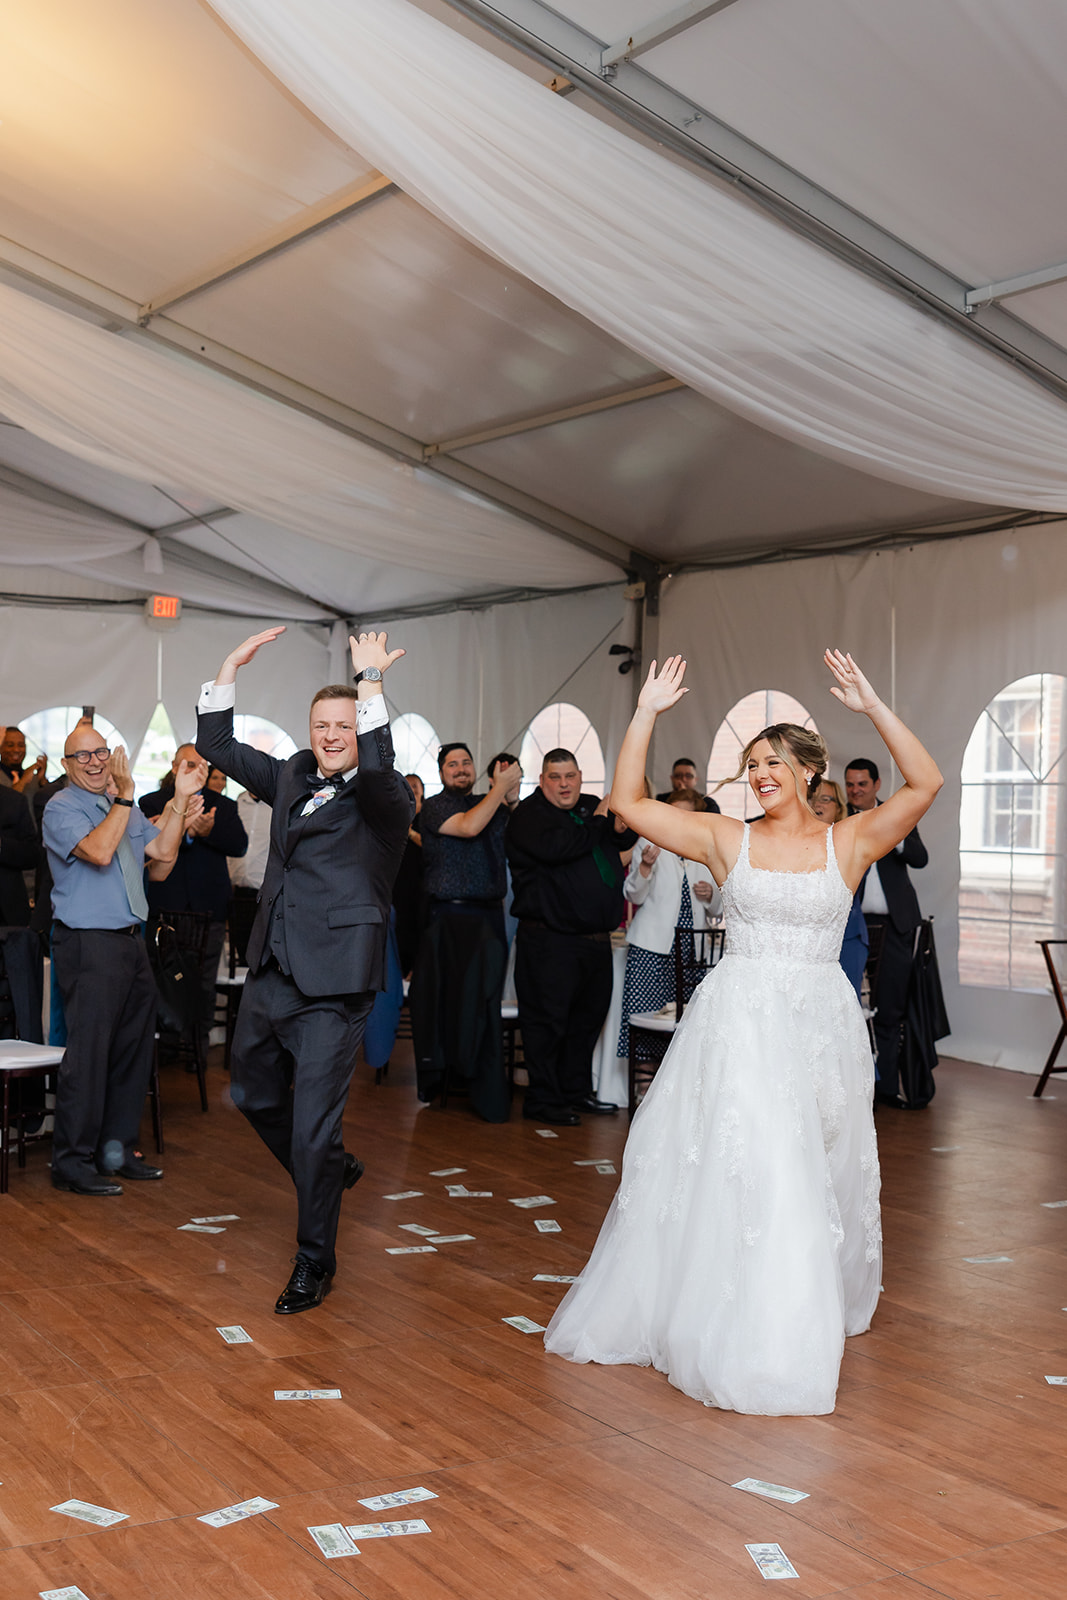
[43,721,206,1196]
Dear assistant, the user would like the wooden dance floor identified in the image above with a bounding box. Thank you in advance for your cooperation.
[1,1049,1065,1599]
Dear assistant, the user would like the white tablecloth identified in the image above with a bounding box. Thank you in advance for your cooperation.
[591,942,629,1108]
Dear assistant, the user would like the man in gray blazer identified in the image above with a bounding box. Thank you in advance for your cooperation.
[197,626,413,1313]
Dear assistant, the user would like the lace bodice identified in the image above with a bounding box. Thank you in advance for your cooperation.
[719,822,852,965]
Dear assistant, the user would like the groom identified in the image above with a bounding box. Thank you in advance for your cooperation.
[196,626,413,1312]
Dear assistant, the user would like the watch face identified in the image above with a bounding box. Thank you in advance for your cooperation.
[360,667,382,681]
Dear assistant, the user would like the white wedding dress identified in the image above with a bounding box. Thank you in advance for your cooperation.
[545,821,881,1416]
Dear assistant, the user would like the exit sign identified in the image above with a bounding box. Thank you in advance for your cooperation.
[144,593,182,630]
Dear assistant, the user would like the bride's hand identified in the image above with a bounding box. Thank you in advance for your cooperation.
[825,649,881,715]
[637,657,688,716]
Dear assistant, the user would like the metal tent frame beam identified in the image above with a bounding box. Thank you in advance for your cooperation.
[443,0,1067,403]
[601,1,743,68]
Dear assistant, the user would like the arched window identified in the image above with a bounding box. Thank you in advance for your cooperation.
[959,673,1067,990]
[707,690,820,821]
[133,701,178,798]
[19,705,126,787]
[392,712,443,796]
[519,703,605,799]
[232,713,297,763]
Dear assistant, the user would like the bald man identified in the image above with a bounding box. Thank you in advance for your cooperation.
[42,724,206,1195]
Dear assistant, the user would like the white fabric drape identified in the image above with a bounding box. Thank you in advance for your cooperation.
[0,480,149,566]
[211,0,1067,511]
[0,283,613,590]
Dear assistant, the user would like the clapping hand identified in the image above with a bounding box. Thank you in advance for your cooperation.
[638,842,661,878]
[349,629,405,676]
[224,627,286,672]
[694,880,714,903]
[637,657,688,716]
[106,744,135,801]
[174,755,209,801]
[825,649,881,715]
[491,758,522,800]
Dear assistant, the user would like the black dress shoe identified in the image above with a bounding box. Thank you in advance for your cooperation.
[570,1097,619,1116]
[523,1108,581,1126]
[53,1173,123,1196]
[275,1256,332,1315]
[343,1153,364,1190]
[99,1159,163,1180]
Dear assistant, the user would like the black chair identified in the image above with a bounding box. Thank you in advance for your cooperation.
[626,925,724,1118]
[146,910,212,1112]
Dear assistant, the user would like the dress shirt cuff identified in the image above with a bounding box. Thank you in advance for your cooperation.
[356,695,389,734]
[199,681,236,712]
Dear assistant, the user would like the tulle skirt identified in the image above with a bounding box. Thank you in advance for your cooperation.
[545,952,881,1415]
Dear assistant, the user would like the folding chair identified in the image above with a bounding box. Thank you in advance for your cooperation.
[626,925,724,1118]
[1034,940,1067,1097]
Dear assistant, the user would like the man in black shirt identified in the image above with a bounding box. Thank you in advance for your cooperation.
[656,756,720,811]
[506,747,636,1125]
[411,743,521,1119]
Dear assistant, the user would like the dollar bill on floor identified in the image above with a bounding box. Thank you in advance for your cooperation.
[445,1184,471,1196]
[198,1496,279,1527]
[463,1191,493,1197]
[346,1519,431,1538]
[192,1214,240,1223]
[745,1542,800,1579]
[1042,1200,1067,1207]
[358,1487,438,1511]
[535,1218,562,1233]
[386,1245,438,1254]
[1045,1375,1067,1384]
[535,1128,559,1138]
[274,1388,343,1399]
[178,1222,225,1234]
[573,1159,601,1165]
[430,1167,466,1176]
[963,1254,1013,1263]
[398,1223,440,1235]
[533,1274,578,1283]
[216,1325,252,1344]
[733,1478,809,1504]
[50,1500,128,1527]
[594,1162,617,1174]
[502,1315,546,1333]
[309,1523,361,1559]
[930,1147,961,1153]
[427,1234,475,1244]
[383,1191,423,1200]
[509,1195,555,1208]
[40,1588,93,1600]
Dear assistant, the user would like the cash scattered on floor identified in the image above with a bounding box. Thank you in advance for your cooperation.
[1042,1200,1067,1208]
[216,1325,252,1344]
[178,1222,225,1234]
[383,1191,423,1200]
[533,1274,577,1284]
[40,1588,93,1600]
[594,1162,616,1174]
[427,1234,475,1244]
[535,1129,559,1138]
[398,1223,439,1236]
[192,1213,240,1223]
[358,1487,437,1511]
[274,1388,342,1400]
[733,1478,809,1504]
[502,1315,546,1334]
[509,1195,555,1208]
[745,1542,800,1580]
[309,1523,360,1558]
[430,1167,466,1176]
[346,1519,431,1538]
[963,1254,1013,1263]
[386,1245,438,1255]
[535,1218,562,1233]
[1045,1375,1067,1384]
[198,1496,278,1527]
[49,1499,127,1527]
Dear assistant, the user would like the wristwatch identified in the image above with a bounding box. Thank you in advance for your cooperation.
[113,797,135,807]
[354,666,382,684]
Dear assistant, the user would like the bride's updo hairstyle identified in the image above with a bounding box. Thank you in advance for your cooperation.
[714,722,828,805]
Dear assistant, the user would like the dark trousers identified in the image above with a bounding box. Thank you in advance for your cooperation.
[51,925,157,1183]
[514,923,613,1117]
[199,919,227,1054]
[868,914,913,1097]
[231,964,373,1274]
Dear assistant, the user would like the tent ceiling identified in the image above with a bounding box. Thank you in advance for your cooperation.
[0,0,1061,618]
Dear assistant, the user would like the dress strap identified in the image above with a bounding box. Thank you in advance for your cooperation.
[740,821,751,861]
[826,821,839,870]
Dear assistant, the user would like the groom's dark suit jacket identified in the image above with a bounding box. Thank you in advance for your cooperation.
[872,827,927,934]
[196,705,413,996]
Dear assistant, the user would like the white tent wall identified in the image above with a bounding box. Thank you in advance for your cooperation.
[657,520,1067,1077]
[364,583,633,780]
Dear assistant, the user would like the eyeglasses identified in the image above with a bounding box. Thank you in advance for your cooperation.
[67,747,110,765]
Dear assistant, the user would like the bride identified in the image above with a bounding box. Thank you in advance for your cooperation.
[545,649,942,1415]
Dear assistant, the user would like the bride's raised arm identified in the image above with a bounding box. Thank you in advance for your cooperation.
[610,657,741,880]
[827,649,943,880]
